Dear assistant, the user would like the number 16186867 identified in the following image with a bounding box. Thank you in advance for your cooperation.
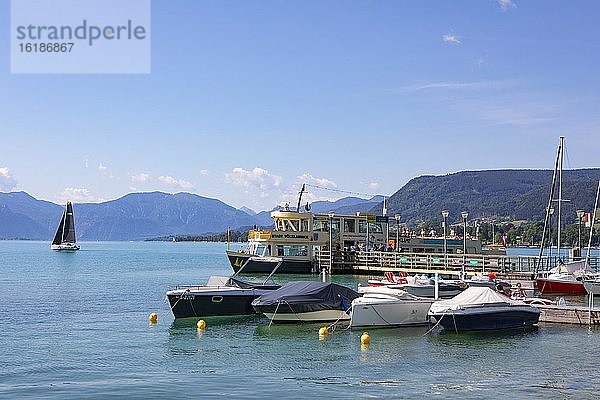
[19,42,74,52]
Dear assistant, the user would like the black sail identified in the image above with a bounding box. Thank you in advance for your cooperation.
[52,211,66,245]
[63,201,76,243]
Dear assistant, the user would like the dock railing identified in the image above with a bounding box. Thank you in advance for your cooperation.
[314,249,600,277]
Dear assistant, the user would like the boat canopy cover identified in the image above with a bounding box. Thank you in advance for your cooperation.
[429,286,519,313]
[550,260,594,277]
[205,275,280,290]
[251,281,360,313]
[226,277,280,290]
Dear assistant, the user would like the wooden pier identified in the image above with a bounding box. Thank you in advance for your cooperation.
[314,249,600,327]
[315,249,600,278]
[538,304,600,326]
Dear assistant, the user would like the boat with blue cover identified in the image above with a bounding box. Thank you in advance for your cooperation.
[251,281,360,323]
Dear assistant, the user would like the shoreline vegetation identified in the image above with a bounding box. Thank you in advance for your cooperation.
[145,220,600,247]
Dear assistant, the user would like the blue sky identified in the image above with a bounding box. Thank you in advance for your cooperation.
[1,0,599,211]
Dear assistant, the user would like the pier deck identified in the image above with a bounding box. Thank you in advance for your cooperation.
[538,304,600,326]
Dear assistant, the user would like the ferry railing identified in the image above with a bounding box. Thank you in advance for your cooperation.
[313,249,600,276]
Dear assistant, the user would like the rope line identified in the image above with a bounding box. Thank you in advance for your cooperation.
[304,183,379,198]
[423,313,445,336]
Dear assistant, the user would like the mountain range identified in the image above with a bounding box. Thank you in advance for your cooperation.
[0,191,380,241]
[2,168,599,240]
[377,169,600,225]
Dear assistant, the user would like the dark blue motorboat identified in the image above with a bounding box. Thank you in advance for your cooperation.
[428,286,540,332]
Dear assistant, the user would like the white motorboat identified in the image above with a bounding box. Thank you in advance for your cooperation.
[350,286,434,328]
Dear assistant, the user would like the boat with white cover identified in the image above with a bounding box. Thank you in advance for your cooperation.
[428,286,540,332]
[350,286,434,328]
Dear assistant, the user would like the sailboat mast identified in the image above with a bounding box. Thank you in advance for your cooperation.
[557,136,564,259]
[61,204,67,243]
[586,180,600,265]
[296,184,306,212]
[537,139,561,270]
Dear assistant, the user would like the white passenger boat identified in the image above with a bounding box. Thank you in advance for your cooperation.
[350,286,434,328]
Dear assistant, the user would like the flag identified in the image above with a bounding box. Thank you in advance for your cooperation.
[585,213,592,228]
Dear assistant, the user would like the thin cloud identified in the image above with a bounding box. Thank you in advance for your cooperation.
[399,80,510,93]
[200,169,211,176]
[497,0,516,11]
[0,167,17,191]
[158,175,194,190]
[131,172,150,183]
[442,34,461,44]
[59,187,95,202]
[98,163,107,172]
[297,173,337,189]
[225,167,283,191]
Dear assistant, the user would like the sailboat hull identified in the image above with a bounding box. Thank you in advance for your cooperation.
[51,243,80,251]
[536,278,585,294]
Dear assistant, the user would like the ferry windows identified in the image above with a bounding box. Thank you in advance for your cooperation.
[289,220,300,231]
[370,222,383,234]
[313,219,328,232]
[275,218,304,231]
[359,221,368,234]
[358,221,384,234]
[275,219,285,231]
[255,245,270,256]
[301,220,309,232]
[276,245,308,257]
[344,219,356,233]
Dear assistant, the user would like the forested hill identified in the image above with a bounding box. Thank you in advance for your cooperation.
[378,169,600,225]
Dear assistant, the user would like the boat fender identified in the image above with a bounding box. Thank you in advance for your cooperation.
[360,332,370,345]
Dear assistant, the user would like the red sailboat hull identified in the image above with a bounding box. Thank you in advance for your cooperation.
[536,279,586,294]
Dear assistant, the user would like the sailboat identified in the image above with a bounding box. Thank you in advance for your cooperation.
[535,137,594,294]
[51,201,80,251]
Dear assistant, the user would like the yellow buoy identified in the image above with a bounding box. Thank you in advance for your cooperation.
[149,313,158,324]
[318,326,328,336]
[360,332,370,345]
[197,319,207,330]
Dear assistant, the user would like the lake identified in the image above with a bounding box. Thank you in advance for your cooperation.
[1,241,599,399]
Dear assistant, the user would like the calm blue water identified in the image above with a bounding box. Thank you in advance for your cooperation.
[1,241,600,399]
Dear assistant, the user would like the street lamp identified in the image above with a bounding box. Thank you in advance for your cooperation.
[394,214,401,252]
[577,209,585,257]
[441,210,449,268]
[328,211,334,274]
[461,211,468,280]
